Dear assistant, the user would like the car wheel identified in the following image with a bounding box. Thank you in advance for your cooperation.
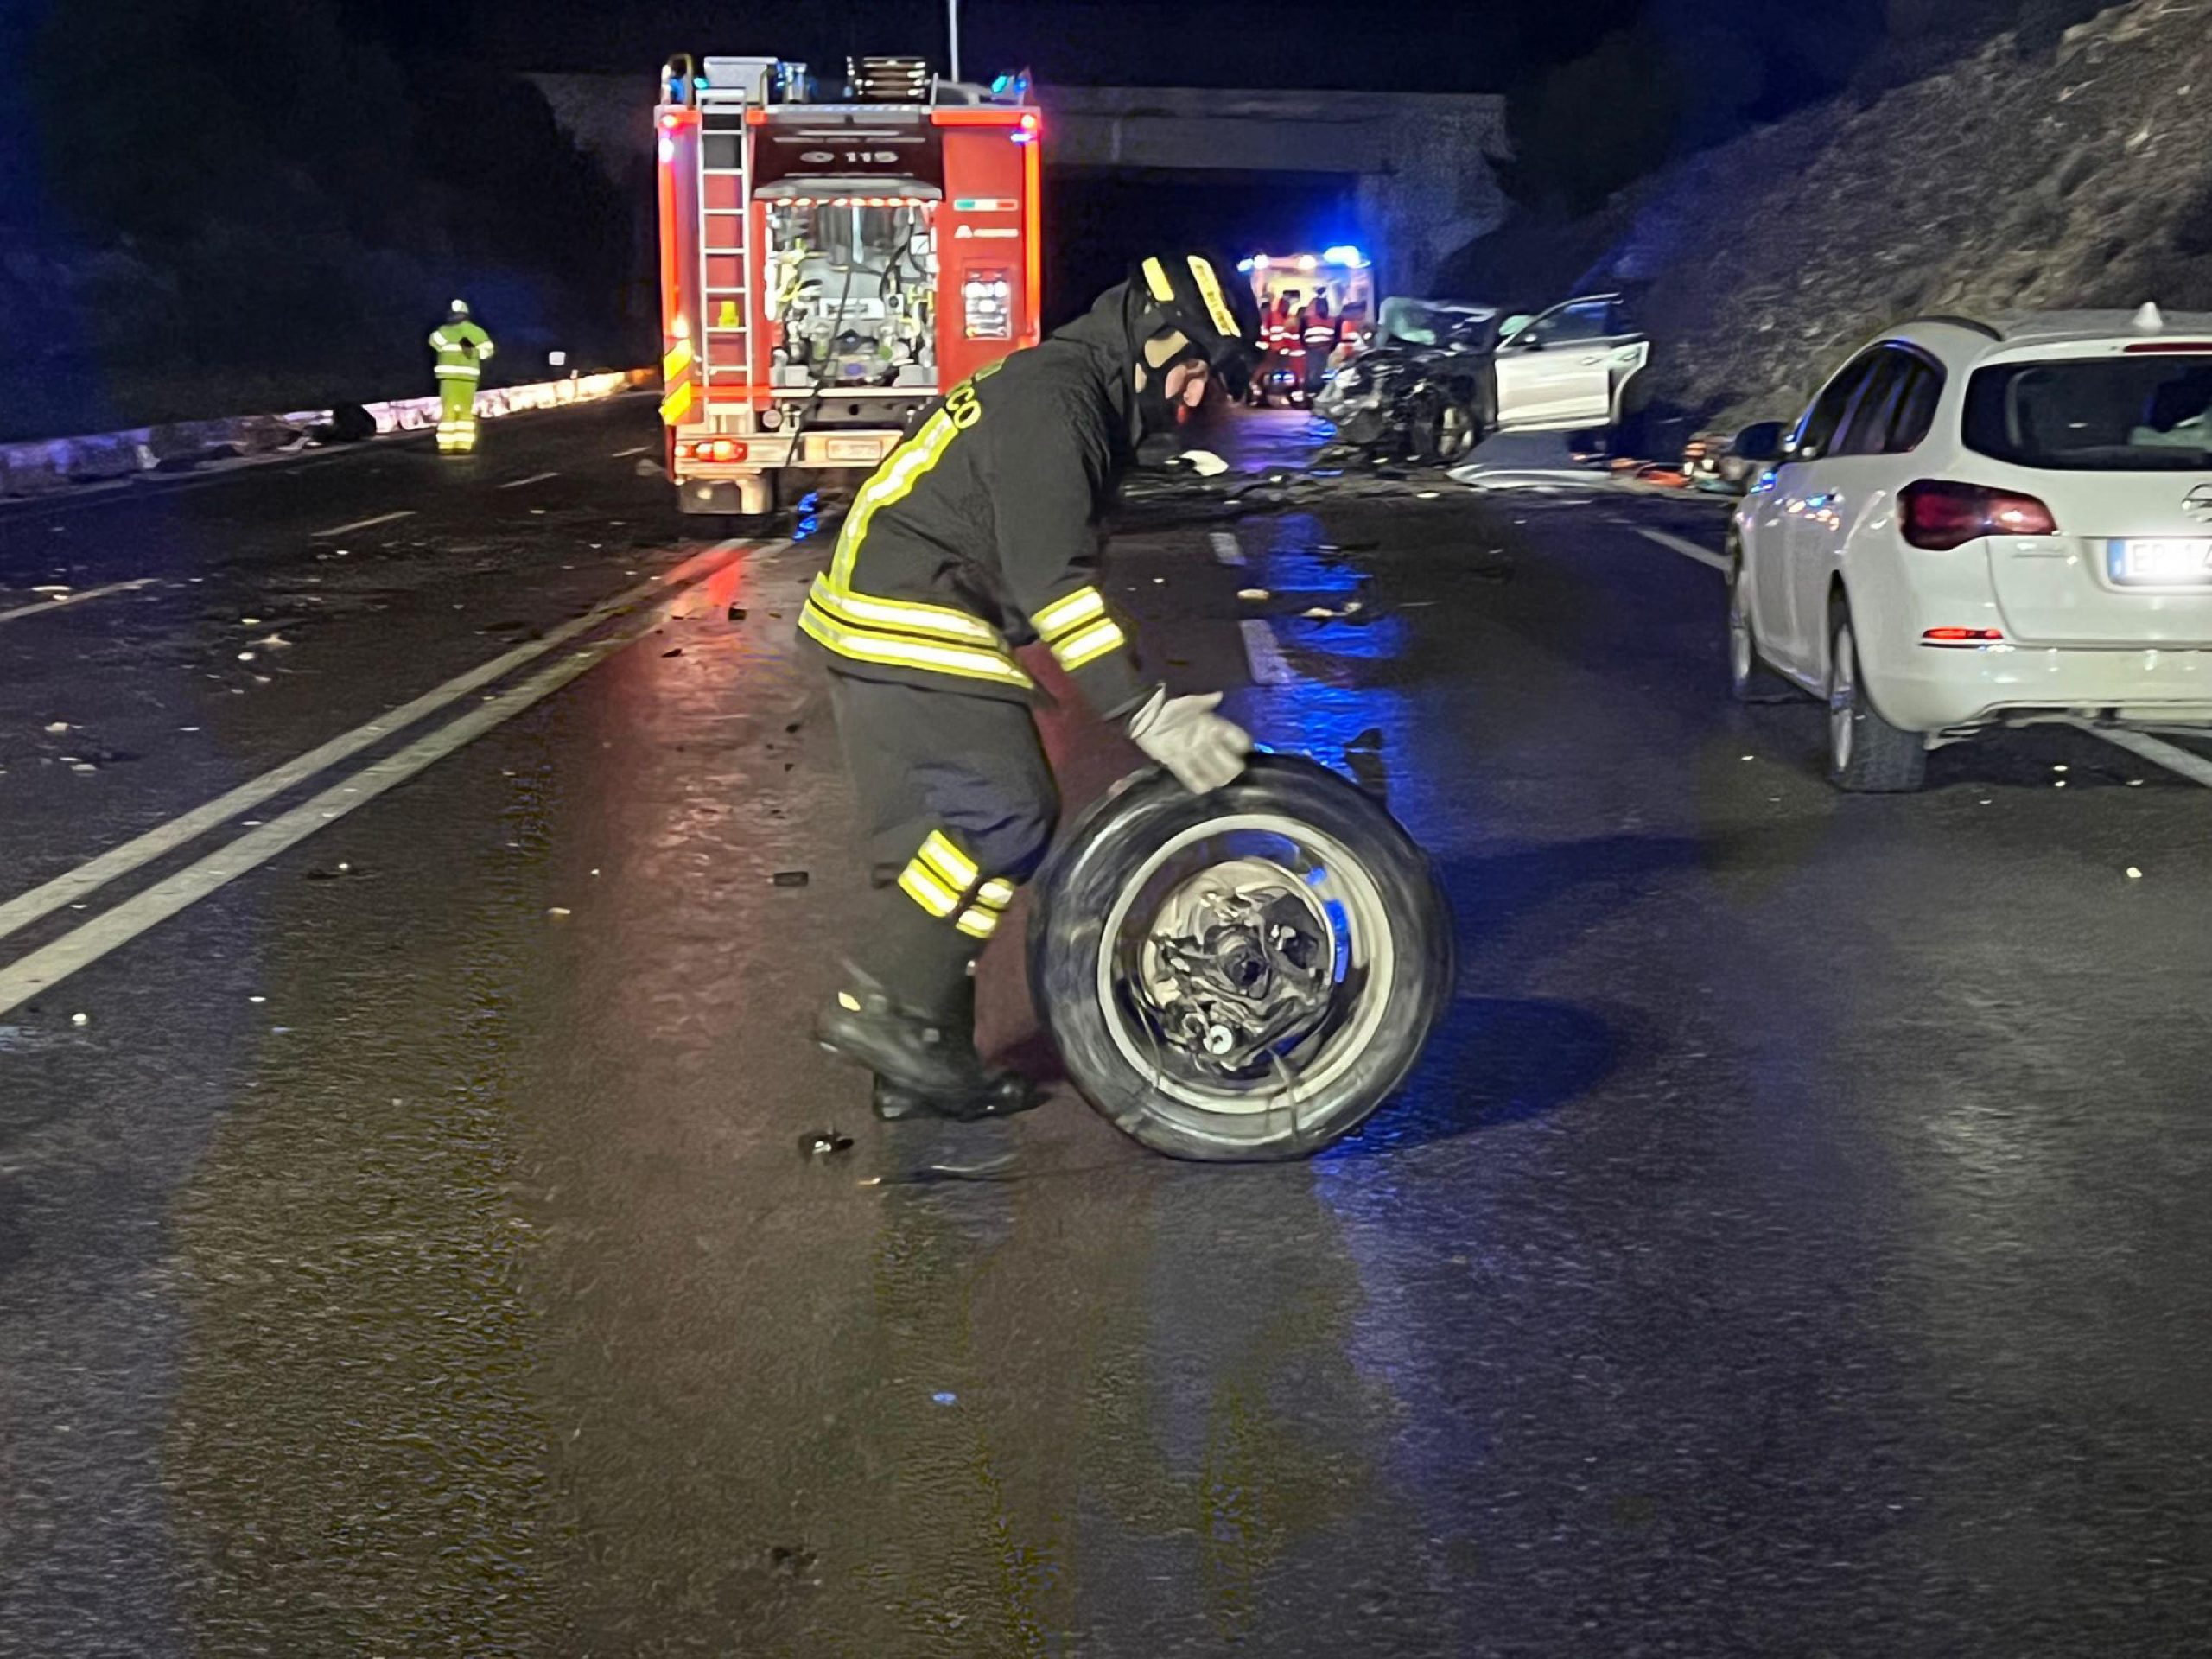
[1408,391,1476,465]
[1027,755,1453,1161]
[1826,599,1926,792]
[1727,552,1798,703]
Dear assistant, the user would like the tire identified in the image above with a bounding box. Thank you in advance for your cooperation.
[1408,391,1476,465]
[1027,753,1453,1161]
[1826,597,1927,792]
[1726,550,1799,703]
[1466,374,1497,442]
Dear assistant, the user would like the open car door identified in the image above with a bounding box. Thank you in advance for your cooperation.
[1492,296,1649,430]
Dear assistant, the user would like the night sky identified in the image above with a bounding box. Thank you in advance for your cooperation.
[343,0,1892,100]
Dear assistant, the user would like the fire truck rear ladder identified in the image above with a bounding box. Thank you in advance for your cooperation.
[697,78,753,402]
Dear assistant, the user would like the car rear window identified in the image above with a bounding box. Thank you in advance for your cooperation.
[1963,355,2212,470]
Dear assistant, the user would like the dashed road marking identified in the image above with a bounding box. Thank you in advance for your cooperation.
[0,578,160,626]
[1209,530,1246,567]
[1240,619,1297,686]
[499,470,562,490]
[1637,526,1732,573]
[0,540,753,947]
[611,445,652,458]
[313,509,416,538]
[2067,721,2212,789]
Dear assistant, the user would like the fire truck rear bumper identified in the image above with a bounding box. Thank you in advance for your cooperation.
[677,430,905,473]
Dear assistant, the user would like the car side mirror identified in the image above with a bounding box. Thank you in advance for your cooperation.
[1733,420,1786,463]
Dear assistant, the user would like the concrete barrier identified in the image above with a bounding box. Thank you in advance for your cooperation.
[0,369,653,499]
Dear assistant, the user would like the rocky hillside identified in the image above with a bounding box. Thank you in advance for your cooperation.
[1465,0,2212,431]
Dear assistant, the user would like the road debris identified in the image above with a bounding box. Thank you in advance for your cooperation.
[771,870,810,887]
[799,1128,854,1158]
[71,1012,88,1026]
[727,604,747,621]
[1237,588,1271,601]
[42,721,68,734]
[662,646,683,658]
[2127,867,2144,880]
[547,906,573,918]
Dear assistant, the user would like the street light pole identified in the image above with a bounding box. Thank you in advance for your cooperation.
[948,0,962,85]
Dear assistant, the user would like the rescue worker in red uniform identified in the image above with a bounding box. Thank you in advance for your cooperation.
[1300,294,1338,403]
[798,254,1266,1121]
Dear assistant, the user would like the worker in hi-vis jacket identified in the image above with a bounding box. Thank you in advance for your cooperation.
[429,300,494,455]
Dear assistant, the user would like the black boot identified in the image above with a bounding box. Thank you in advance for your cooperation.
[816,969,1037,1121]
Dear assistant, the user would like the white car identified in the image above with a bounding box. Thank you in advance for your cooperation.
[1728,308,2212,791]
[1491,293,1651,432]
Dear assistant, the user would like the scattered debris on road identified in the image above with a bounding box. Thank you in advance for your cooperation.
[799,1128,854,1158]
[771,870,810,887]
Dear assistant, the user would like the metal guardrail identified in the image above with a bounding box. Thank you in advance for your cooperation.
[0,369,653,499]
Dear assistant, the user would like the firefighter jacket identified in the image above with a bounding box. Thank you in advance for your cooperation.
[797,280,1158,716]
[429,319,495,381]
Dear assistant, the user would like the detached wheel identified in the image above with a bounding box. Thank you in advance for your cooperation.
[1028,755,1452,1161]
[1827,598,1926,792]
[1727,549,1798,703]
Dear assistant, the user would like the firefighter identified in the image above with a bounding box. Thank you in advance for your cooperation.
[428,300,495,455]
[798,253,1265,1122]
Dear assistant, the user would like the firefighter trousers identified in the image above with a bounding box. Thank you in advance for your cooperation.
[827,674,1060,1022]
[435,375,479,454]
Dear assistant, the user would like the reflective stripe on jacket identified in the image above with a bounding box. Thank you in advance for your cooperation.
[430,320,495,376]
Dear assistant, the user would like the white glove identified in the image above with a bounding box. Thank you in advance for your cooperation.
[1127,687,1252,794]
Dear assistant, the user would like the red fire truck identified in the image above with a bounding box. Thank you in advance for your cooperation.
[654,54,1044,518]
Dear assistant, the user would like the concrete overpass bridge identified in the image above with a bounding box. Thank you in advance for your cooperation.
[531,75,1506,301]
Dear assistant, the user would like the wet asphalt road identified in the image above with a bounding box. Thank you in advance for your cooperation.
[5,402,2212,1656]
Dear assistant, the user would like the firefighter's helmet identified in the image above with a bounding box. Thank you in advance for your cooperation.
[1129,253,1264,391]
[449,299,471,319]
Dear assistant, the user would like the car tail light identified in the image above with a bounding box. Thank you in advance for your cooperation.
[1899,480,2056,550]
[2123,341,2212,353]
[1921,626,2005,644]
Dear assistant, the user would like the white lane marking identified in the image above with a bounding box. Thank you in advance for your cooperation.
[1209,530,1246,567]
[1240,619,1297,686]
[610,445,652,459]
[0,578,159,625]
[313,509,416,538]
[1638,526,1732,573]
[498,471,562,490]
[0,595,700,1018]
[2066,721,2212,789]
[0,540,751,945]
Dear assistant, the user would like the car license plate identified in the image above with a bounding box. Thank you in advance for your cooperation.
[824,435,886,463]
[2109,537,2212,584]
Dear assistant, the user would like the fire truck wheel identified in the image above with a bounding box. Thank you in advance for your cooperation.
[1027,754,1454,1162]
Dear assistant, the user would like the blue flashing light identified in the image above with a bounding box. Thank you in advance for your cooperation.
[1322,245,1366,269]
[991,73,1011,92]
[1236,257,1255,272]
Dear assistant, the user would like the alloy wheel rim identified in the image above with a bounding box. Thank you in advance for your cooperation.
[1096,812,1396,1122]
[1829,625,1856,772]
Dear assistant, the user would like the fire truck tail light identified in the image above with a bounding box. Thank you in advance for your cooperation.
[681,439,748,463]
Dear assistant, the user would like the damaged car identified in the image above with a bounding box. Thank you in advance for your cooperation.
[1314,298,1504,464]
